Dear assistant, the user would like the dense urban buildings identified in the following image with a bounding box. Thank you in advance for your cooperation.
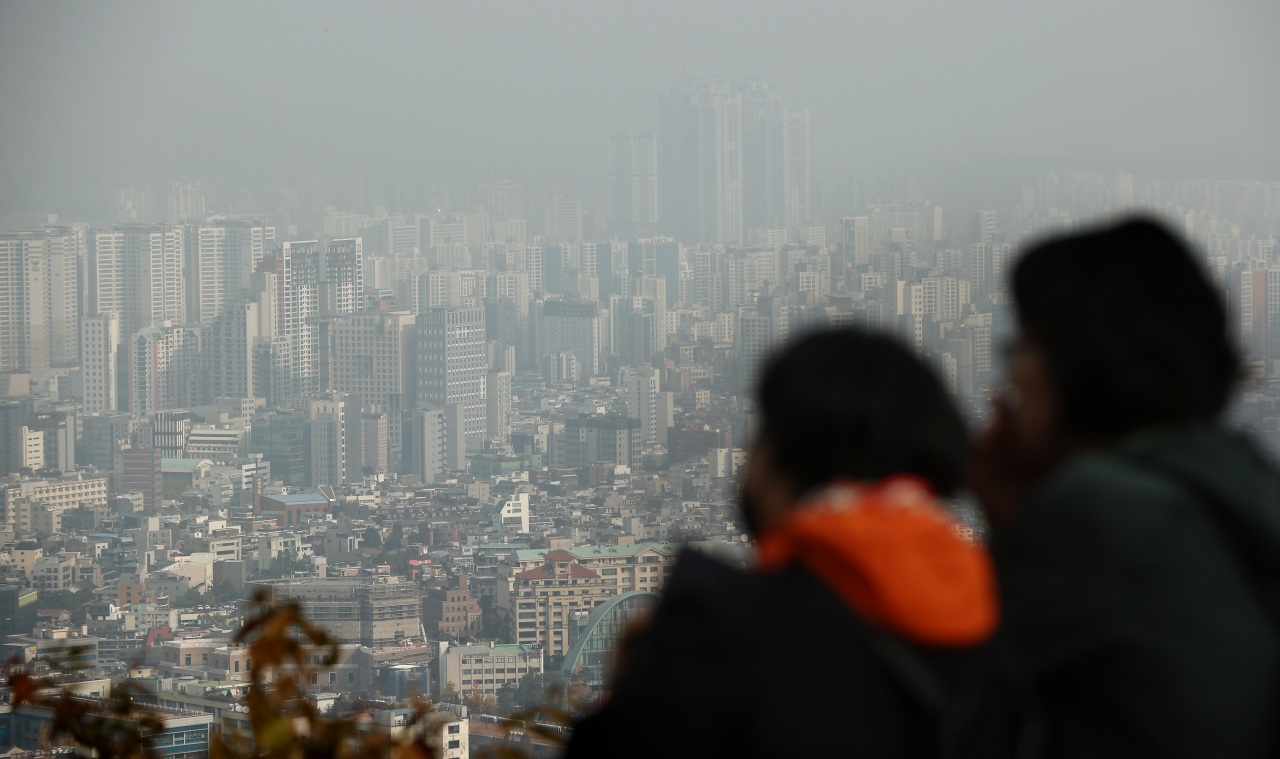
[0,65,1277,748]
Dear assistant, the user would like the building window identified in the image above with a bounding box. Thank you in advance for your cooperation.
[349,672,355,684]
[448,725,460,734]
[312,673,318,685]
[185,655,191,665]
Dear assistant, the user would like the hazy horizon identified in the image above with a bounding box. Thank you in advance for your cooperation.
[3,0,1279,222]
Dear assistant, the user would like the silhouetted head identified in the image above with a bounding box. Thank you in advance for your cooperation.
[741,329,968,536]
[1011,218,1238,443]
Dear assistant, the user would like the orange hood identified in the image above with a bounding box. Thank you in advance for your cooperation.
[757,475,998,647]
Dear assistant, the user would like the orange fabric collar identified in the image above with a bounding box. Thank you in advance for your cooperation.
[757,475,998,647]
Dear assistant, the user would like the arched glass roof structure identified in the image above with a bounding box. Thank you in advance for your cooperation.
[559,591,658,704]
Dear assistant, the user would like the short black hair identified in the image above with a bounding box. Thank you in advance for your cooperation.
[1012,217,1238,439]
[757,328,969,497]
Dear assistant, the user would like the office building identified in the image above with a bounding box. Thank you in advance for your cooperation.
[248,576,421,646]
[438,642,542,697]
[535,300,599,381]
[329,310,416,456]
[416,308,487,449]
[559,414,643,469]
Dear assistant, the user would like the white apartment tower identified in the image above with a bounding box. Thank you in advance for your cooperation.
[0,231,79,374]
[129,322,201,414]
[184,219,275,324]
[624,366,663,445]
[88,224,185,342]
[257,242,321,399]
[322,238,363,316]
[80,313,121,413]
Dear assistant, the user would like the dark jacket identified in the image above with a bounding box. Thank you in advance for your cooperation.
[566,549,1021,759]
[994,426,1280,758]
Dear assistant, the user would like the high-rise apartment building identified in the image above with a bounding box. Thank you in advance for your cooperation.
[129,322,202,414]
[0,231,79,374]
[660,80,744,246]
[609,132,659,240]
[200,295,277,404]
[80,313,121,413]
[624,366,663,445]
[322,238,363,316]
[970,210,997,245]
[257,242,321,399]
[183,220,275,324]
[402,406,447,483]
[330,310,417,456]
[417,308,487,449]
[485,370,513,441]
[88,224,185,343]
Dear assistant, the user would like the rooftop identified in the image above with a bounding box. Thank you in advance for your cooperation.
[513,542,679,562]
[262,493,331,505]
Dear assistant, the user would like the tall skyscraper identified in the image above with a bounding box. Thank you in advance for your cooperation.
[660,80,744,246]
[183,219,275,324]
[660,80,810,245]
[88,224,185,343]
[257,242,321,399]
[610,132,659,240]
[0,230,79,374]
[80,313,121,413]
[416,307,487,449]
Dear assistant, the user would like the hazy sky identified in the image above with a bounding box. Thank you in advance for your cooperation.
[2,0,1279,217]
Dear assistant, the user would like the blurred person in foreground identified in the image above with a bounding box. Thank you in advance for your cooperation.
[974,218,1280,758]
[566,329,1025,759]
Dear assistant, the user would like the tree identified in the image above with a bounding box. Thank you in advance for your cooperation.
[440,680,460,704]
[496,681,517,715]
[212,578,238,604]
[462,682,496,715]
[387,523,404,550]
[513,673,546,713]
[363,526,382,549]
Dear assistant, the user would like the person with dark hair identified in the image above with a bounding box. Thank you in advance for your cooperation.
[974,218,1280,758]
[567,329,1022,759]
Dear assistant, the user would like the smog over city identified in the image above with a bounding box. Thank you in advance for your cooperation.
[1,2,1279,758]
